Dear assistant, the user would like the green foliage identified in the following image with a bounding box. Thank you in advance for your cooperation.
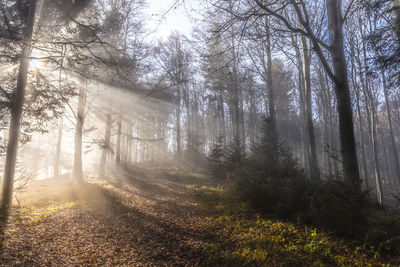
[230,117,309,219]
[202,117,400,260]
[191,185,397,266]
[223,140,246,170]
[366,209,400,256]
[306,180,370,237]
[207,135,247,182]
[207,137,226,181]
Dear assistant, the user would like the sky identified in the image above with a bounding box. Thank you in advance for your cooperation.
[143,0,201,41]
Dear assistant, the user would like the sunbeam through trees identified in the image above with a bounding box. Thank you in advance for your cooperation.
[0,0,400,265]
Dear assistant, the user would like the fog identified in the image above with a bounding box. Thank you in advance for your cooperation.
[0,0,400,265]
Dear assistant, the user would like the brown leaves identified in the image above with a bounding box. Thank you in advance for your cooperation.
[1,169,210,266]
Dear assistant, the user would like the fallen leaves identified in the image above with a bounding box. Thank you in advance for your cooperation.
[0,169,210,266]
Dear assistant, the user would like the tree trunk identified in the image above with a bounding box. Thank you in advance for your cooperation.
[183,84,191,152]
[217,89,226,142]
[54,115,64,177]
[176,86,181,155]
[326,0,361,191]
[317,67,333,177]
[265,16,276,132]
[116,117,121,163]
[1,0,37,211]
[249,87,256,147]
[291,34,308,169]
[348,39,370,189]
[301,35,320,182]
[127,120,132,165]
[230,37,241,150]
[99,114,111,179]
[73,86,85,182]
[382,70,400,184]
[354,85,370,190]
[369,101,384,204]
[379,129,391,185]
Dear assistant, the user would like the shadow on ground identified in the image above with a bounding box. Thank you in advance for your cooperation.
[0,166,214,266]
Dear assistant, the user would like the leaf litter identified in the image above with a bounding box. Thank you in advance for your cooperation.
[0,167,211,266]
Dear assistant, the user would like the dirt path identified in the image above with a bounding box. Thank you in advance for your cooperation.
[0,167,211,266]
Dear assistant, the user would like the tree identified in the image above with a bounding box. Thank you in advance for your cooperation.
[250,0,361,191]
[1,0,37,211]
[300,35,320,182]
[153,33,192,156]
[72,82,86,182]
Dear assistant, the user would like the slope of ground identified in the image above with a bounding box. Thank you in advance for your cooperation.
[191,185,400,266]
[1,166,399,266]
[0,167,210,266]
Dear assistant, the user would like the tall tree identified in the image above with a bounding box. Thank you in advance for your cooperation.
[53,115,64,177]
[382,70,400,183]
[251,0,361,191]
[1,0,37,211]
[73,84,85,182]
[99,113,112,179]
[301,35,320,182]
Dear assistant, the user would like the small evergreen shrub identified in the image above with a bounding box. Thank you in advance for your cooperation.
[231,117,311,219]
[207,137,226,181]
[306,179,370,237]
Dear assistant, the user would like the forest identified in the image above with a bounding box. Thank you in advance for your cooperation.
[0,0,400,265]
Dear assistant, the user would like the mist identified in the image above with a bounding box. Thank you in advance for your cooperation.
[0,0,400,265]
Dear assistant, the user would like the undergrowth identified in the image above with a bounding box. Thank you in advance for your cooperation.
[190,185,400,266]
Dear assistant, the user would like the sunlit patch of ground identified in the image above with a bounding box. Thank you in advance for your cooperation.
[0,168,212,266]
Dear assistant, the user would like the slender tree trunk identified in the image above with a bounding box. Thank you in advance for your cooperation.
[301,35,320,182]
[99,114,111,179]
[354,87,370,190]
[318,71,333,177]
[218,89,226,142]
[230,39,241,149]
[379,129,391,185]
[362,72,383,203]
[127,120,132,165]
[176,86,181,155]
[123,124,129,163]
[292,34,308,169]
[359,25,384,202]
[265,16,276,132]
[322,107,333,176]
[1,0,37,211]
[54,115,64,177]
[184,84,191,152]
[239,88,245,148]
[382,70,400,184]
[326,0,361,191]
[232,83,240,149]
[370,102,384,203]
[327,86,340,177]
[116,117,121,163]
[321,71,340,177]
[348,40,370,189]
[249,87,256,147]
[135,124,139,162]
[194,93,200,151]
[73,86,85,182]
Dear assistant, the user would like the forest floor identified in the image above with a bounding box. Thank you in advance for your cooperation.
[0,165,399,266]
[0,166,212,266]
